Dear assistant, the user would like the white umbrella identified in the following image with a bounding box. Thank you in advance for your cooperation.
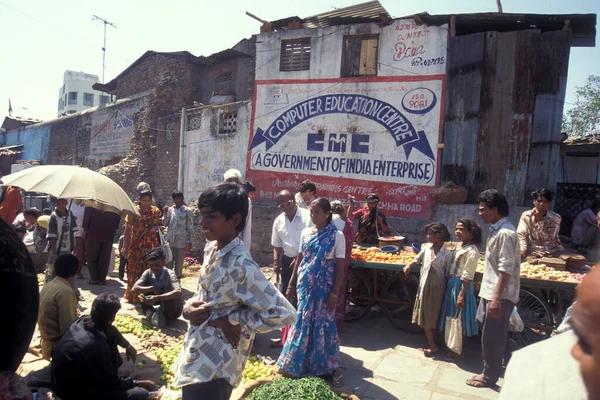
[1,165,139,216]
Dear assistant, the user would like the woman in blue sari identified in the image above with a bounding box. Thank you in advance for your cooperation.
[277,198,346,387]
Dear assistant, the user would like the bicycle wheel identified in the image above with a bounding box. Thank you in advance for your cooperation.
[345,270,373,322]
[510,289,554,349]
[380,273,422,333]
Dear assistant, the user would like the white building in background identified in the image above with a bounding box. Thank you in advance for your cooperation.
[57,70,110,116]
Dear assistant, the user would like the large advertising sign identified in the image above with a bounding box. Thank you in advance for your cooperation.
[246,20,447,219]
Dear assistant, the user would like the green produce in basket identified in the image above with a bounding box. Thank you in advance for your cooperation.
[248,377,341,400]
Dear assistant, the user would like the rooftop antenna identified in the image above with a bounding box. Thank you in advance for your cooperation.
[92,15,117,83]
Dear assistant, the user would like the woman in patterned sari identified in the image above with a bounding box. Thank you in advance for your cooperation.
[121,191,162,303]
[278,198,346,387]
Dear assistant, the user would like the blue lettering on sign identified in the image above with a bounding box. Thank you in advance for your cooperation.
[328,133,347,153]
[249,94,435,160]
[307,134,325,151]
[351,134,370,154]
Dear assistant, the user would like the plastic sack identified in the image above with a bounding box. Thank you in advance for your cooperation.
[444,310,463,355]
[158,230,174,265]
[508,307,524,332]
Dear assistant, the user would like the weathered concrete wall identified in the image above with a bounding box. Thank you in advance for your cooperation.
[182,101,252,202]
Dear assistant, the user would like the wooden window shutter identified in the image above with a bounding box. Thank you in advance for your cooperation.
[280,38,311,72]
[359,38,378,76]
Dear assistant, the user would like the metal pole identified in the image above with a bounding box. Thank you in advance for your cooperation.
[177,108,187,192]
[102,21,107,83]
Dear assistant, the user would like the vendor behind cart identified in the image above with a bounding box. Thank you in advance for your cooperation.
[348,194,390,245]
[517,188,564,261]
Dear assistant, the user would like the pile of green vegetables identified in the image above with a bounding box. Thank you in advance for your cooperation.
[248,377,341,400]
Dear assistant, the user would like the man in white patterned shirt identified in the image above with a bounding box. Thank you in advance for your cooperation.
[467,189,520,389]
[173,183,296,400]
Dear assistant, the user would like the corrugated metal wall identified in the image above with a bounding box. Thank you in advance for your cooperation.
[441,29,571,206]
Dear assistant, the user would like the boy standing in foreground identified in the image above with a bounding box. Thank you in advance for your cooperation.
[173,183,297,399]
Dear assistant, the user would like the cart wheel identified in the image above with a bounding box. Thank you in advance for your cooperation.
[345,270,373,322]
[511,289,554,349]
[380,273,422,334]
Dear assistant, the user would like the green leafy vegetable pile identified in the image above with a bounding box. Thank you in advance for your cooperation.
[248,377,341,400]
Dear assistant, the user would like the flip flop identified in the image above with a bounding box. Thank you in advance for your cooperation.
[419,348,440,358]
[466,375,494,388]
[331,371,344,388]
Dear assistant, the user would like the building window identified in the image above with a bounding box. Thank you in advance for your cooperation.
[216,71,233,83]
[83,93,94,106]
[165,123,176,141]
[100,95,110,106]
[341,35,379,77]
[280,38,311,72]
[68,92,78,105]
[219,113,237,134]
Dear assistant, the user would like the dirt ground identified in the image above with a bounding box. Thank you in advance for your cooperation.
[20,258,279,400]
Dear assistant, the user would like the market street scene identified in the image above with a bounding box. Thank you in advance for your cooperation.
[0,0,599,399]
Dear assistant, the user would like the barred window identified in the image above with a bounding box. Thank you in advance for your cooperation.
[280,38,311,72]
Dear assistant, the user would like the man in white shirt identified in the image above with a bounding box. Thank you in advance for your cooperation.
[223,169,252,250]
[271,190,313,295]
[467,189,520,389]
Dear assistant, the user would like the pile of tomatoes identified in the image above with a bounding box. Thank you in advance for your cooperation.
[351,247,416,264]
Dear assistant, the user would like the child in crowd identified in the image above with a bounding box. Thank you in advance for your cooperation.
[404,223,452,357]
[438,218,482,358]
[173,183,296,400]
[46,198,78,283]
[162,190,194,278]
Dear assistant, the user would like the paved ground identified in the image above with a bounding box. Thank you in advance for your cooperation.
[22,263,502,400]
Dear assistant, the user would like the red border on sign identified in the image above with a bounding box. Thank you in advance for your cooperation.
[246,76,446,219]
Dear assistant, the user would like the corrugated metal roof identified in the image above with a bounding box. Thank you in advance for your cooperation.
[563,135,600,146]
[415,12,596,47]
[273,0,390,29]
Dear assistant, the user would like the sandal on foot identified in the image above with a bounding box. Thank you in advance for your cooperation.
[466,375,494,388]
[332,370,344,388]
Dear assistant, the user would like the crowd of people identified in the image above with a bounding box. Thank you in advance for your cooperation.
[4,172,600,400]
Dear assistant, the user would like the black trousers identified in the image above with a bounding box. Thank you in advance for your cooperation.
[86,239,113,283]
[279,254,295,294]
[182,379,233,400]
[119,255,128,280]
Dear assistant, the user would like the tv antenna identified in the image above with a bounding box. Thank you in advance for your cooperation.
[92,15,117,83]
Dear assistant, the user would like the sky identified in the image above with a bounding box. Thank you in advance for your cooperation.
[0,0,598,122]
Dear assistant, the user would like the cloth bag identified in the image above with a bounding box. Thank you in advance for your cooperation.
[445,309,463,355]
[158,230,174,265]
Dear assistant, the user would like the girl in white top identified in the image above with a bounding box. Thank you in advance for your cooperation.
[404,223,453,357]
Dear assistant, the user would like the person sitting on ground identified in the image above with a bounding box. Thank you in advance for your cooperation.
[242,181,256,201]
[51,293,157,400]
[294,180,316,210]
[348,193,390,245]
[571,200,600,251]
[131,248,183,328]
[173,183,296,400]
[13,208,41,231]
[37,254,79,360]
[517,188,564,260]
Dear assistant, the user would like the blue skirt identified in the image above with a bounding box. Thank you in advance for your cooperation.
[438,277,478,337]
